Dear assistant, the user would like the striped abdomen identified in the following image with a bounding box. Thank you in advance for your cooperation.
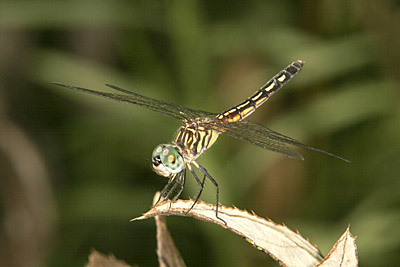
[175,122,219,160]
[216,60,304,123]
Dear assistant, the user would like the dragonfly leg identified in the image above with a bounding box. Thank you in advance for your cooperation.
[154,171,186,211]
[155,175,177,206]
[171,171,186,202]
[185,164,206,214]
[154,182,170,207]
[195,162,227,225]
[164,180,178,213]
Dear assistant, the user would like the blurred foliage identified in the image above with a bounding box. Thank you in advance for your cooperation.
[0,0,399,266]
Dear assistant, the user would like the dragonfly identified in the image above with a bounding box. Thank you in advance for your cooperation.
[53,60,349,223]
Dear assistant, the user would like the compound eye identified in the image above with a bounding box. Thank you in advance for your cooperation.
[159,147,184,173]
[151,144,184,174]
[151,144,184,177]
[152,144,165,162]
[151,144,170,177]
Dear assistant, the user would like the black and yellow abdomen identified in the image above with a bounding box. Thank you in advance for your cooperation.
[216,60,304,123]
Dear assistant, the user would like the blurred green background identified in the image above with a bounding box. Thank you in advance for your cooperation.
[0,0,399,266]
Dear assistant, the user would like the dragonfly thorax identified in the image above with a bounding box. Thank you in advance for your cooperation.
[151,144,185,178]
[175,121,220,161]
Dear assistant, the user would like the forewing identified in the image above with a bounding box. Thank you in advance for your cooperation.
[53,83,216,121]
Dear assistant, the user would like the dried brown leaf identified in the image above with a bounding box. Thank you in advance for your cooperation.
[152,193,186,267]
[86,250,133,267]
[132,199,323,267]
[317,227,358,267]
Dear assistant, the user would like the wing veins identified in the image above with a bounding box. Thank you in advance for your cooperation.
[204,120,304,160]
[211,120,349,162]
[52,83,215,121]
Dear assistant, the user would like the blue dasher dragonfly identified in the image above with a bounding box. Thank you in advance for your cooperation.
[54,60,349,222]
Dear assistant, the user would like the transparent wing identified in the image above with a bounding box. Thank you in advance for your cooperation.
[206,120,349,162]
[209,120,304,160]
[52,83,216,121]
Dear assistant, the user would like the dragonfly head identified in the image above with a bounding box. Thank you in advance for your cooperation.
[151,144,184,177]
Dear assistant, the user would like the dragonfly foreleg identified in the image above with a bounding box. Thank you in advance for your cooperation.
[155,172,185,207]
[154,178,173,206]
[171,171,186,202]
